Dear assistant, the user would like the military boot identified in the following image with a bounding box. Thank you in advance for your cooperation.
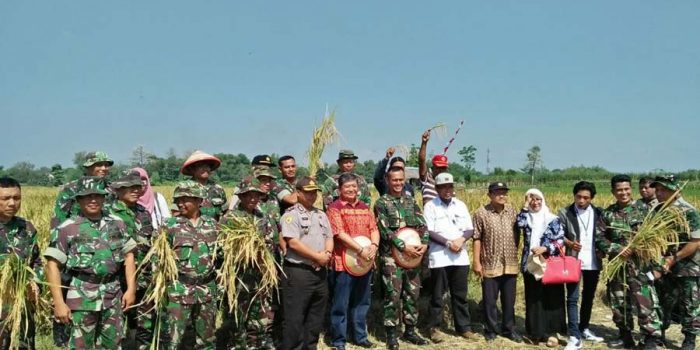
[385,327,399,350]
[608,330,635,349]
[402,326,428,345]
[680,333,696,350]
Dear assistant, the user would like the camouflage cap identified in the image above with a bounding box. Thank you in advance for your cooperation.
[82,151,114,168]
[253,167,277,179]
[173,180,207,199]
[73,176,108,198]
[235,178,266,196]
[111,171,143,189]
[337,149,358,161]
[651,175,682,191]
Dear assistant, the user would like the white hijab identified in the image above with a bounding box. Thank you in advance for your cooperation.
[525,188,558,251]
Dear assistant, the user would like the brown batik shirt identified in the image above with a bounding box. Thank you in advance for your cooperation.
[472,203,520,278]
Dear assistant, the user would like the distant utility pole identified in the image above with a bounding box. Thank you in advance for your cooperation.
[486,148,491,174]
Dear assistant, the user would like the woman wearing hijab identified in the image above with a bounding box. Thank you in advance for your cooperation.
[133,167,171,230]
[516,189,567,348]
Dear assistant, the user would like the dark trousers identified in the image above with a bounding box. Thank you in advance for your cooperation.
[482,274,517,336]
[329,270,372,347]
[428,265,472,332]
[566,269,600,338]
[281,264,328,350]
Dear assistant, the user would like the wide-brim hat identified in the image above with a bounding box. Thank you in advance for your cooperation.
[83,151,114,168]
[651,175,682,192]
[173,180,207,199]
[526,254,547,280]
[73,176,108,198]
[111,171,142,189]
[337,149,358,161]
[181,150,221,176]
[235,178,266,196]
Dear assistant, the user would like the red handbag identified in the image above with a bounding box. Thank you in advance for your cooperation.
[541,243,581,285]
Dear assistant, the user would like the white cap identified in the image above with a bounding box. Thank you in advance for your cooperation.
[435,173,454,185]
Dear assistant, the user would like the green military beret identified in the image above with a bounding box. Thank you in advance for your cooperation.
[73,176,108,198]
[173,180,207,199]
[82,151,114,168]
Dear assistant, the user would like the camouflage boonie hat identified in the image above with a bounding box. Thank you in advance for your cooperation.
[253,167,277,179]
[651,175,682,191]
[82,151,114,168]
[73,176,108,198]
[235,178,266,196]
[337,149,358,161]
[173,180,207,199]
[111,171,143,189]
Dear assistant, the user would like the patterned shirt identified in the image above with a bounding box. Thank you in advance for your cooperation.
[665,197,700,277]
[420,170,437,205]
[595,201,647,258]
[516,211,565,274]
[321,172,372,209]
[374,193,427,256]
[272,178,296,214]
[164,215,219,304]
[108,201,154,290]
[326,199,379,272]
[472,203,520,278]
[44,214,136,311]
[200,180,227,220]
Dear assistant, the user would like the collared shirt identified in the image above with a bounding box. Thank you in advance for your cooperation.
[326,199,379,272]
[472,203,520,278]
[281,203,333,266]
[575,205,598,270]
[420,170,437,205]
[424,197,473,268]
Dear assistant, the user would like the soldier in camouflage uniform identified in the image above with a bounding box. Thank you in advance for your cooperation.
[158,180,219,350]
[44,176,138,349]
[181,150,227,220]
[50,151,115,347]
[217,180,278,350]
[595,174,662,350]
[320,150,372,209]
[373,168,429,350]
[0,177,42,350]
[107,171,156,350]
[635,177,659,211]
[228,154,275,211]
[273,155,298,214]
[652,175,700,350]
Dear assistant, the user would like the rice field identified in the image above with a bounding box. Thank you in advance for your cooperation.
[17,185,700,349]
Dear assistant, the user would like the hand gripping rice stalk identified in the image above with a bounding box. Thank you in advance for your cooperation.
[138,228,177,350]
[602,189,688,282]
[218,215,280,317]
[427,122,448,138]
[306,110,339,178]
[0,253,44,350]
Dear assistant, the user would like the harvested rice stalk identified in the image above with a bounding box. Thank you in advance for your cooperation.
[138,228,177,350]
[306,110,339,178]
[392,144,411,158]
[602,199,687,282]
[427,122,447,138]
[218,215,279,316]
[0,253,41,350]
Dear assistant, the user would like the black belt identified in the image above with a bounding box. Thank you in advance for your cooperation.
[284,261,325,273]
[70,272,118,284]
[178,271,216,285]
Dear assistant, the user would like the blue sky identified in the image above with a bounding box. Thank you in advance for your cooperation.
[1,1,698,172]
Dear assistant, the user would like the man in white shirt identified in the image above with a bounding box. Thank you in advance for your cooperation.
[558,181,605,350]
[423,172,479,343]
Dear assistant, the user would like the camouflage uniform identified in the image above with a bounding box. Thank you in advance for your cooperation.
[217,185,278,350]
[108,172,156,350]
[635,198,659,212]
[320,172,371,209]
[595,201,663,337]
[200,180,227,220]
[271,177,296,214]
[0,216,42,350]
[657,196,700,336]
[374,193,428,329]
[44,178,137,350]
[160,181,219,350]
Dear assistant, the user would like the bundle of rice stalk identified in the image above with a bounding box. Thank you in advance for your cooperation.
[427,122,448,138]
[218,215,279,316]
[602,202,688,282]
[306,110,339,178]
[138,228,177,349]
[392,144,411,158]
[0,253,41,350]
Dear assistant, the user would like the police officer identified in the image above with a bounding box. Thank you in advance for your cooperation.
[280,177,334,350]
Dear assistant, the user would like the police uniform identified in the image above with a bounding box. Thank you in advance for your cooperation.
[279,178,333,350]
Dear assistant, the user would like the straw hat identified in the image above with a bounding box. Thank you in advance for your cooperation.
[181,150,221,176]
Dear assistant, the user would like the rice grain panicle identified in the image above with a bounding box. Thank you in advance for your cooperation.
[306,110,339,178]
[0,253,44,350]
